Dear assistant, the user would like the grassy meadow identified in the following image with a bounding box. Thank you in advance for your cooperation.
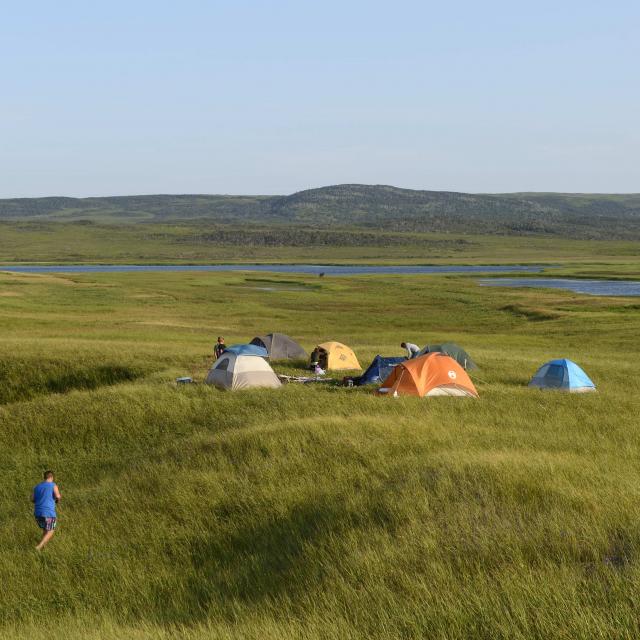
[1,265,640,638]
[2,221,640,267]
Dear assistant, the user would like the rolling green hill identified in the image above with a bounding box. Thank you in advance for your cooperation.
[2,185,640,239]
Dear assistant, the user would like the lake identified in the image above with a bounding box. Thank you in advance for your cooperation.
[0,264,542,276]
[480,278,640,297]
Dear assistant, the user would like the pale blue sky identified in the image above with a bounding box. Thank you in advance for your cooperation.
[1,1,638,197]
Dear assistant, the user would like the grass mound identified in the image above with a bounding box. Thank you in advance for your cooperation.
[2,384,639,638]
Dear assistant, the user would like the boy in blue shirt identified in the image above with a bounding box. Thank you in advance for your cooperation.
[32,470,61,551]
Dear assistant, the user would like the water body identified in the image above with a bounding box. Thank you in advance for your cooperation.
[480,278,640,297]
[0,264,542,276]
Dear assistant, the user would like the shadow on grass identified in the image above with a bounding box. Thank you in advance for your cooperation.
[500,304,563,321]
[150,493,379,626]
[43,365,142,394]
[0,362,146,404]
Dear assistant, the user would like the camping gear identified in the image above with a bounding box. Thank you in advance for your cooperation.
[251,333,308,360]
[315,341,361,370]
[377,352,478,398]
[223,344,269,358]
[205,352,281,390]
[419,343,478,370]
[278,374,334,385]
[528,359,596,392]
[354,355,405,386]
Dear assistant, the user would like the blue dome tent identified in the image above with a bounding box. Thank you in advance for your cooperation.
[528,359,596,393]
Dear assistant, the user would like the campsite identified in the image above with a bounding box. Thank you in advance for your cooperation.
[2,0,639,635]
[1,264,640,639]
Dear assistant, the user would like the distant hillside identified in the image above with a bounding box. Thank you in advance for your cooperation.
[2,185,640,239]
[0,194,269,224]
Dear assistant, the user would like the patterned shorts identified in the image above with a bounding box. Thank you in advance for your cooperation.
[35,516,57,531]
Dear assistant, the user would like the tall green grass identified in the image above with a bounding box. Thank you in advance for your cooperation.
[1,268,640,638]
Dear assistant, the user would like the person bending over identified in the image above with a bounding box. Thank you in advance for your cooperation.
[401,342,421,359]
[32,470,61,551]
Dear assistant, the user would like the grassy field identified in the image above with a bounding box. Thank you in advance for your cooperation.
[2,221,640,267]
[1,265,640,638]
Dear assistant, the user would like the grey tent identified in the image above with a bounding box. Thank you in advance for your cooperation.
[250,333,308,360]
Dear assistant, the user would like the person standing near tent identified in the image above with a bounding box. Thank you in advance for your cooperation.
[214,336,226,359]
[401,342,420,359]
[32,470,61,551]
[309,346,320,371]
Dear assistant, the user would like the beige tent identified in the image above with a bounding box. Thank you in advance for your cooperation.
[205,352,281,391]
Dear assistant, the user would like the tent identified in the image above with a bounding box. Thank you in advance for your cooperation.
[355,355,405,385]
[205,352,281,391]
[315,341,361,370]
[377,352,478,398]
[528,359,596,393]
[223,344,268,357]
[250,333,307,360]
[418,342,478,370]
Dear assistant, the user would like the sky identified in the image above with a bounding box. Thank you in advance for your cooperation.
[1,1,638,197]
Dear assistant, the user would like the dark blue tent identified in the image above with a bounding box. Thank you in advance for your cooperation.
[355,355,405,386]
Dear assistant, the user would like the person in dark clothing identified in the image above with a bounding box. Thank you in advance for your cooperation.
[310,346,320,371]
[214,337,227,359]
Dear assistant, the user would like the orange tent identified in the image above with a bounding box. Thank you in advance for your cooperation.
[377,352,478,398]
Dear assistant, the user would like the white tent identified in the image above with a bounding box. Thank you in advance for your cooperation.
[205,352,281,391]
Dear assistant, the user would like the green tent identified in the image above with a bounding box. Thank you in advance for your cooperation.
[419,342,478,370]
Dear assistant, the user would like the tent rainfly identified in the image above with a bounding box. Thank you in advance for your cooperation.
[378,352,478,398]
[314,341,361,370]
[223,344,268,357]
[355,355,405,385]
[250,333,307,360]
[418,343,478,370]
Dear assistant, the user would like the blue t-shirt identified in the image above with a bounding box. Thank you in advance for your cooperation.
[33,481,57,518]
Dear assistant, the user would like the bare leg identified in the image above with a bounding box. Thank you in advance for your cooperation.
[35,530,55,551]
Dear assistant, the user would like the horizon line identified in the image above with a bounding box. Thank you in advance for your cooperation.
[2,184,640,200]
